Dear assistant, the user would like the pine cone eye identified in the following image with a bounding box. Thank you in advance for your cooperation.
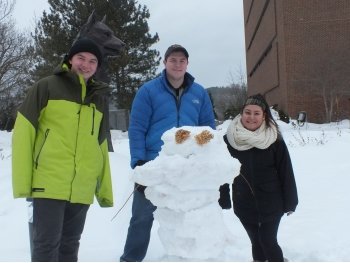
[175,129,191,144]
[194,130,214,145]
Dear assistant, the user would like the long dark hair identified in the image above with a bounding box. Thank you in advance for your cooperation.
[241,93,278,129]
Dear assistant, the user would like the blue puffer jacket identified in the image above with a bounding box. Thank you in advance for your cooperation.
[128,69,216,168]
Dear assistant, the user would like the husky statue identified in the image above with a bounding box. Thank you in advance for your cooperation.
[74,10,125,83]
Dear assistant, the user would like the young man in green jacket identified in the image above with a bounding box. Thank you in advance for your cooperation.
[12,38,114,262]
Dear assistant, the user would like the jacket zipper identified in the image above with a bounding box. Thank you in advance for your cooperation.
[35,129,50,169]
[174,87,185,127]
[91,106,95,135]
[70,74,85,200]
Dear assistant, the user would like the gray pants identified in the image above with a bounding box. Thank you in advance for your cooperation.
[32,198,89,262]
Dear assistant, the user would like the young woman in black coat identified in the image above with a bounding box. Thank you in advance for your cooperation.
[220,94,298,262]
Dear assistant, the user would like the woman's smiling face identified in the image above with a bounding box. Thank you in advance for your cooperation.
[241,104,265,131]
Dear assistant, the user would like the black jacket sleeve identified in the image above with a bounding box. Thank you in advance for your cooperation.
[275,138,298,212]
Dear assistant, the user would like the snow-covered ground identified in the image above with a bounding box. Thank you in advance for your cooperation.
[1,117,350,262]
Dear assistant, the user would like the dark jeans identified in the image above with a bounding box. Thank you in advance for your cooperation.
[32,198,89,262]
[241,217,283,262]
[120,189,156,262]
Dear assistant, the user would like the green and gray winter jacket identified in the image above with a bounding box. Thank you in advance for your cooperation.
[12,62,113,207]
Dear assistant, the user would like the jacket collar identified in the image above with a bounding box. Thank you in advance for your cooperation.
[161,69,195,91]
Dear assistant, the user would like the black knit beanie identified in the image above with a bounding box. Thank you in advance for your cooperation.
[243,94,268,111]
[67,38,102,66]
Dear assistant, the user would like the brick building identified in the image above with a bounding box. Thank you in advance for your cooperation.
[243,0,350,123]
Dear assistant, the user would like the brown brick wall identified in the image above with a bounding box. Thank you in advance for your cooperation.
[248,42,279,95]
[245,0,269,49]
[243,0,350,123]
[246,0,276,75]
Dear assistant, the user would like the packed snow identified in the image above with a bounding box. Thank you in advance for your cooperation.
[132,126,240,260]
[1,115,350,262]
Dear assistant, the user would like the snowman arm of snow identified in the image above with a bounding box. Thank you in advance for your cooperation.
[133,160,148,192]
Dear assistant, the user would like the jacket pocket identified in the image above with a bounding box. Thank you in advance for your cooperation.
[35,129,50,169]
[232,177,255,206]
[258,181,281,193]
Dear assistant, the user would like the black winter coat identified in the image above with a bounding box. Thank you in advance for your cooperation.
[223,134,298,224]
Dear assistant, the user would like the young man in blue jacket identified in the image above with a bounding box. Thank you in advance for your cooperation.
[120,44,216,262]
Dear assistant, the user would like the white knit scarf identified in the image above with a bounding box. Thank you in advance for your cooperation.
[226,114,278,150]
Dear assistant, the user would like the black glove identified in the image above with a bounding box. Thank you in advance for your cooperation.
[136,160,148,167]
[218,183,232,209]
[135,183,147,193]
[135,160,148,193]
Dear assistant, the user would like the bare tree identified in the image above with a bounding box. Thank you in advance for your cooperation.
[0,0,14,21]
[228,65,247,92]
[208,66,247,120]
[0,0,33,130]
[225,66,247,119]
[290,34,350,123]
[307,52,350,122]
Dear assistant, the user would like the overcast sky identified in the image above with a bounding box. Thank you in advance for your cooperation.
[13,0,246,88]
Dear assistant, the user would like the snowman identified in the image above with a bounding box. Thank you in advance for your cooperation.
[131,126,241,260]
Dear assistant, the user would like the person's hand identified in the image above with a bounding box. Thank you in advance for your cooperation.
[287,211,294,216]
[218,183,232,209]
[136,160,148,166]
[135,183,147,193]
